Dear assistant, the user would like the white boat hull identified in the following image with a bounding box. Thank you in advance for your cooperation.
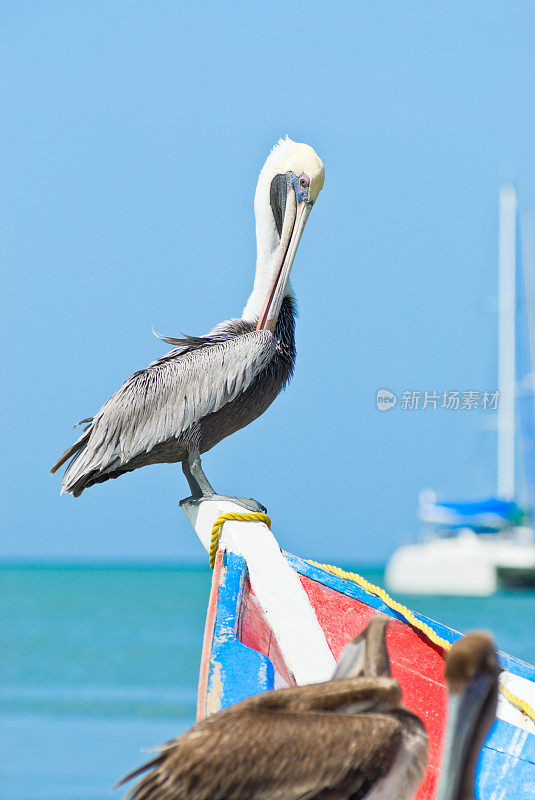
[385,529,535,596]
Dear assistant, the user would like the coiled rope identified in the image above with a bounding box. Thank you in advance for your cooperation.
[208,511,271,568]
[208,512,535,723]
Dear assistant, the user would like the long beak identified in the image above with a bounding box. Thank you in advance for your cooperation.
[256,188,312,331]
[435,673,496,800]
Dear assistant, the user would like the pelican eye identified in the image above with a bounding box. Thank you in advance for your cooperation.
[299,174,310,189]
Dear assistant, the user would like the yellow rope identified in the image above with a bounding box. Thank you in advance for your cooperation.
[305,559,535,725]
[208,512,271,569]
[499,683,535,720]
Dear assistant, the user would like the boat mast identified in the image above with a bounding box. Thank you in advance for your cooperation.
[497,184,517,500]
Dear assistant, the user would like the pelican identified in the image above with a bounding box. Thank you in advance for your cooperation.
[50,138,325,508]
[118,617,428,800]
[436,632,499,800]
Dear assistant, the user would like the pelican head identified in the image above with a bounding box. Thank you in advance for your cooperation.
[436,632,499,800]
[243,136,325,328]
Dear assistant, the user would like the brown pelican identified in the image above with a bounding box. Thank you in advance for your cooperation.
[50,138,325,508]
[436,632,499,800]
[118,617,428,800]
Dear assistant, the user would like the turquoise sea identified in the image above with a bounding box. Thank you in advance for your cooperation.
[2,563,535,800]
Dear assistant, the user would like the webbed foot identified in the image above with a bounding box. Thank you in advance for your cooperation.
[180,494,267,514]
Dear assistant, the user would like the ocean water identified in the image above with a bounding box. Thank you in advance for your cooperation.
[1,563,535,800]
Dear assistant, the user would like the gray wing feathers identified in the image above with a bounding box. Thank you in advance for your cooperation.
[60,331,275,492]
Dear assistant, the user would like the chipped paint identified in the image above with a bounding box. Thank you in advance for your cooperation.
[207,658,225,716]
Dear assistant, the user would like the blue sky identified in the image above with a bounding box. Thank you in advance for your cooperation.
[3,2,535,563]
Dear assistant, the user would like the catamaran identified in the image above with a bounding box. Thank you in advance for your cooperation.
[386,186,535,596]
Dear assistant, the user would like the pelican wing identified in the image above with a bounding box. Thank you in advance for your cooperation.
[119,710,403,800]
[57,330,275,492]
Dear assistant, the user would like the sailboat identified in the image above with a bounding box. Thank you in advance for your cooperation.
[386,186,535,596]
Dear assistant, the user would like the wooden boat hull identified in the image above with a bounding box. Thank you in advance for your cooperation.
[198,549,535,800]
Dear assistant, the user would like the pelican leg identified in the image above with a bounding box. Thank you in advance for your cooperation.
[182,458,203,498]
[182,452,267,513]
